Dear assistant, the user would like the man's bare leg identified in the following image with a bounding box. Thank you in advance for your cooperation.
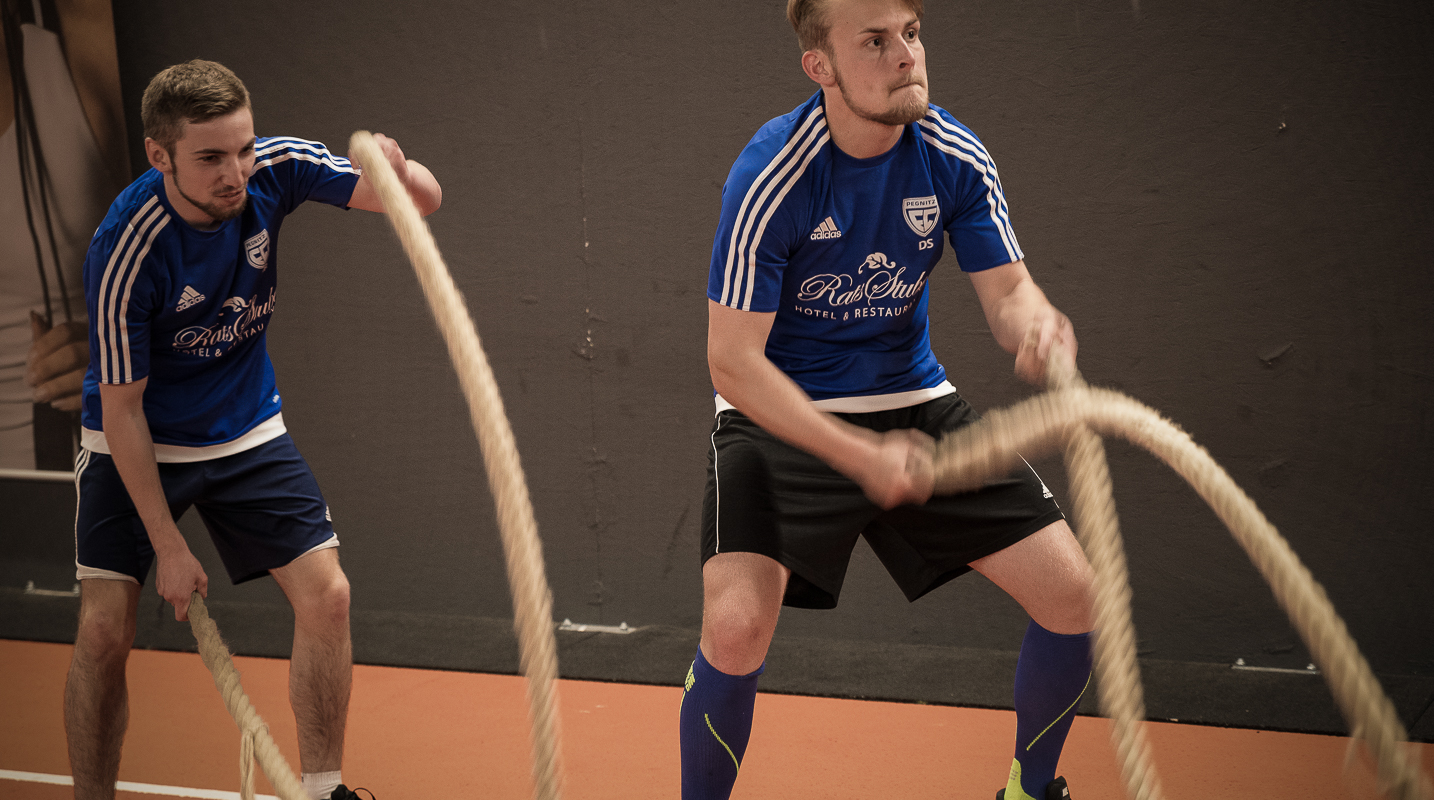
[970,519,1094,634]
[271,547,351,776]
[65,578,141,800]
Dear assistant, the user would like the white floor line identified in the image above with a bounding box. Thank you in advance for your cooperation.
[0,769,278,799]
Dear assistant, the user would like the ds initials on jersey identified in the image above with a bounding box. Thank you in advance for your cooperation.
[902,196,939,237]
[245,229,271,270]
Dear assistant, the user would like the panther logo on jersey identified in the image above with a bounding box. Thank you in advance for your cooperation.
[245,229,270,270]
[902,196,939,237]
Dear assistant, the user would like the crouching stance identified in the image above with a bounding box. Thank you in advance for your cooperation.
[681,2,1095,798]
[66,60,440,800]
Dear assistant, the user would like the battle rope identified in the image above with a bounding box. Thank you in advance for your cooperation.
[347,131,565,800]
[187,593,307,800]
[931,356,1431,800]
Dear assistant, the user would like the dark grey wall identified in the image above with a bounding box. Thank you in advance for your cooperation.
[9,0,1429,727]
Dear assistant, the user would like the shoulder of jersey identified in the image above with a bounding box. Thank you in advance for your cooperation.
[728,95,830,183]
[251,136,357,175]
[914,103,996,169]
[93,171,171,249]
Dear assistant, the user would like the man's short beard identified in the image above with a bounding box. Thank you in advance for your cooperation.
[172,161,248,223]
[834,67,929,126]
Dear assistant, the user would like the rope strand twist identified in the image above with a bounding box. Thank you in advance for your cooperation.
[187,593,307,800]
[933,353,1431,800]
[348,130,565,800]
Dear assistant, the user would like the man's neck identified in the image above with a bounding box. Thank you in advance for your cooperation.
[822,88,904,160]
[161,173,222,231]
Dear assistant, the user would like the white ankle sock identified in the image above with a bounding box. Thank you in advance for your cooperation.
[302,771,343,799]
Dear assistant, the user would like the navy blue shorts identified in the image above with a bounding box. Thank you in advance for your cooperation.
[74,434,338,585]
[700,393,1066,610]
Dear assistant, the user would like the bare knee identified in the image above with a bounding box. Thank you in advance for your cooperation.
[292,571,350,631]
[702,603,778,674]
[700,552,786,674]
[973,521,1096,635]
[1032,559,1095,635]
[73,581,138,667]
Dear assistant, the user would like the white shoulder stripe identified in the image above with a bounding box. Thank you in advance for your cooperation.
[739,128,829,310]
[115,215,171,382]
[97,198,163,383]
[720,106,826,307]
[254,150,357,175]
[919,130,1022,264]
[922,113,996,167]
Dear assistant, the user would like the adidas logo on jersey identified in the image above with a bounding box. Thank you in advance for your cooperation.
[810,216,842,240]
[176,285,206,312]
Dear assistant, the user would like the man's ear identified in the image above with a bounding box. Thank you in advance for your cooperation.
[802,49,836,87]
[145,138,172,173]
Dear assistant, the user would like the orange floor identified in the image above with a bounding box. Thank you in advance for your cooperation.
[1,639,1429,799]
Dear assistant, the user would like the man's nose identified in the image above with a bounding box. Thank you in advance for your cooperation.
[222,157,247,187]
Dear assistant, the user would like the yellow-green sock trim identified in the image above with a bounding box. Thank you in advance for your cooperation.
[679,661,695,716]
[1004,758,1037,800]
[1024,672,1091,752]
[705,713,741,772]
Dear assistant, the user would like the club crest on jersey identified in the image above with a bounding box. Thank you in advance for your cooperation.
[245,229,270,270]
[902,196,939,237]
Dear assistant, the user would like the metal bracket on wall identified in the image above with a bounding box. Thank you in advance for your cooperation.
[1232,657,1320,676]
[24,581,79,597]
[556,618,640,634]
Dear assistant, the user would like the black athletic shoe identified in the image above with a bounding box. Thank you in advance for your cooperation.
[330,786,376,800]
[995,776,1070,800]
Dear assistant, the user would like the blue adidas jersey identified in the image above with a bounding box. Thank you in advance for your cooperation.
[79,136,360,460]
[707,92,1022,404]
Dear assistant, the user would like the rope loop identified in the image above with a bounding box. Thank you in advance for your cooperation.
[931,366,1432,799]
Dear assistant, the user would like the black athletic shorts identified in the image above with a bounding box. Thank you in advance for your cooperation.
[700,392,1065,609]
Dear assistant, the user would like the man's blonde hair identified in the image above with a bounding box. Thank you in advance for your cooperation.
[141,60,250,151]
[786,0,924,53]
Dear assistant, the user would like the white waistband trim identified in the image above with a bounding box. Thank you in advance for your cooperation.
[81,413,288,463]
[714,380,956,415]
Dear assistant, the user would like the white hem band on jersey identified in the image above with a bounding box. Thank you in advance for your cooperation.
[714,380,956,416]
[80,412,287,463]
[74,533,340,583]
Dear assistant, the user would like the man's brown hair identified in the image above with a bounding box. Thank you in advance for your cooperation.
[786,0,924,54]
[141,60,250,151]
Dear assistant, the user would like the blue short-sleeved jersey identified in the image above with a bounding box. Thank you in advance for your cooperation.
[80,136,360,461]
[708,92,1022,409]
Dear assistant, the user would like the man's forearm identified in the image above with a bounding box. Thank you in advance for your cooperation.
[711,351,878,479]
[103,404,185,555]
[986,275,1053,354]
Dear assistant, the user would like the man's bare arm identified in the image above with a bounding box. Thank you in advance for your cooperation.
[98,379,207,619]
[707,299,932,509]
[346,132,441,216]
[968,259,1077,385]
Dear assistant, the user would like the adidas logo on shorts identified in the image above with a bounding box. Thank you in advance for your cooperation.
[810,216,842,240]
[176,285,206,312]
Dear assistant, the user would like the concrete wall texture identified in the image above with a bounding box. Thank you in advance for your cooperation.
[93,0,1432,684]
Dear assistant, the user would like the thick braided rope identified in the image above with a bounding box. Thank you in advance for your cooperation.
[931,384,1432,799]
[187,594,307,800]
[348,131,564,800]
[1046,358,1164,800]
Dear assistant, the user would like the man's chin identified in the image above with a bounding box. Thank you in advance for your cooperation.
[205,194,248,222]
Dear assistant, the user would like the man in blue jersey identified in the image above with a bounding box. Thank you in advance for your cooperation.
[64,60,441,800]
[682,2,1095,799]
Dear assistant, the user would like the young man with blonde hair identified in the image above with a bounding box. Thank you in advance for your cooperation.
[66,59,440,800]
[682,1,1094,797]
